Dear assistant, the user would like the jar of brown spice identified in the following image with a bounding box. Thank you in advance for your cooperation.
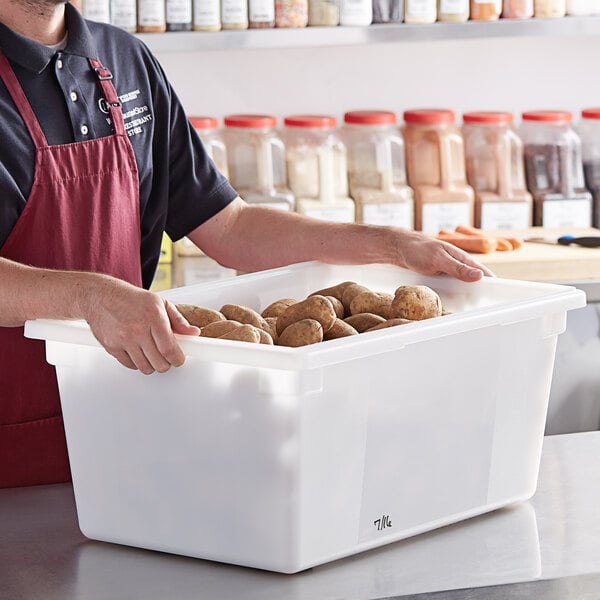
[521,110,592,228]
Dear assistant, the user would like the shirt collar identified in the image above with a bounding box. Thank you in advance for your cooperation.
[0,3,97,74]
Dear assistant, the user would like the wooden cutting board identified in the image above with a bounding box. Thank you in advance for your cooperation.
[465,227,600,282]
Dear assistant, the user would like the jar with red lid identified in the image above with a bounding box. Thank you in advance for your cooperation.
[284,115,355,223]
[223,114,294,211]
[342,110,414,229]
[578,108,600,227]
[462,111,532,230]
[402,108,474,233]
[521,110,591,228]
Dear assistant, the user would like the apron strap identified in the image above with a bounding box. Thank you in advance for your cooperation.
[88,57,126,136]
[0,49,49,149]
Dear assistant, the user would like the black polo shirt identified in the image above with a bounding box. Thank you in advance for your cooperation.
[0,4,237,288]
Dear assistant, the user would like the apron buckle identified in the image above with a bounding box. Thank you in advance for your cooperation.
[94,66,113,81]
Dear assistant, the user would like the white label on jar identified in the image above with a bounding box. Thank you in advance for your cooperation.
[542,198,592,228]
[480,202,530,231]
[405,0,437,18]
[249,0,275,21]
[421,202,471,234]
[84,0,111,22]
[439,0,468,13]
[166,0,192,23]
[193,0,221,26]
[138,0,165,26]
[363,203,413,228]
[221,0,248,24]
[302,206,355,223]
[110,0,137,30]
[474,0,500,6]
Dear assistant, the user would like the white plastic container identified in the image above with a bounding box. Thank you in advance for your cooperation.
[25,262,585,574]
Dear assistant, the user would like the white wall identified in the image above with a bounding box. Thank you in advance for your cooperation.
[154,34,600,124]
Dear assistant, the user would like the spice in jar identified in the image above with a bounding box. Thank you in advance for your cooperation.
[463,111,532,230]
[534,0,566,16]
[343,110,414,229]
[521,110,592,227]
[470,0,502,19]
[502,0,533,17]
[578,108,600,227]
[403,0,436,22]
[249,0,276,27]
[166,0,193,31]
[308,0,341,25]
[438,0,469,22]
[221,0,249,29]
[137,0,166,31]
[223,114,295,211]
[372,0,403,22]
[275,0,309,26]
[284,115,355,223]
[403,108,474,233]
[193,0,222,30]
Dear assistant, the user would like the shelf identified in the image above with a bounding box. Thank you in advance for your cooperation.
[136,15,600,53]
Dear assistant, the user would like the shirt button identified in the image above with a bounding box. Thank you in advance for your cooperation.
[70,92,78,102]
[56,59,63,69]
[80,125,89,136]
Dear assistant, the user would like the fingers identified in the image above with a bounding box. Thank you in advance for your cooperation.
[440,243,496,281]
[165,300,201,335]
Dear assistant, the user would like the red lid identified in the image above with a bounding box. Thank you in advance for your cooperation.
[189,116,219,129]
[344,110,397,125]
[403,109,455,124]
[223,114,277,128]
[521,110,573,123]
[581,108,600,120]
[283,115,337,128]
[463,111,513,124]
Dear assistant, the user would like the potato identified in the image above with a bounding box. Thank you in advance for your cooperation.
[257,328,274,345]
[365,318,413,332]
[309,281,356,303]
[389,285,442,320]
[220,304,270,330]
[276,295,337,336]
[261,298,297,319]
[349,291,394,319]
[278,319,323,347]
[344,312,386,333]
[341,284,372,314]
[325,296,345,319]
[218,324,262,344]
[262,316,279,343]
[323,318,359,341]
[176,304,225,328]
[200,319,241,338]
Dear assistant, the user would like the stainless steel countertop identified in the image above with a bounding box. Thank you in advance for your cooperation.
[1,432,599,600]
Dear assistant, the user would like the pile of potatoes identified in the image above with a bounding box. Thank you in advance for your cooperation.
[176,281,446,348]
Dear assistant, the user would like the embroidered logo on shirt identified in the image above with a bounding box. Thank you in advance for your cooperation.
[102,88,153,138]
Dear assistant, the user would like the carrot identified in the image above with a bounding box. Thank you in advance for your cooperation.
[436,233,497,254]
[504,237,523,250]
[455,224,488,238]
[495,238,514,251]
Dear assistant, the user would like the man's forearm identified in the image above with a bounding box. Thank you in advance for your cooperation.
[0,257,96,326]
[195,200,402,273]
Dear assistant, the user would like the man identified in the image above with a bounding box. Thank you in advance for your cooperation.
[0,0,492,487]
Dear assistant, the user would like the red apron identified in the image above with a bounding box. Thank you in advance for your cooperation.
[0,50,143,488]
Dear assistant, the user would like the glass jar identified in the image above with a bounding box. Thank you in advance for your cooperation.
[438,0,469,22]
[372,0,403,22]
[521,110,592,228]
[566,0,596,14]
[193,0,222,30]
[578,108,600,227]
[342,110,414,229]
[284,115,355,223]
[470,0,501,19]
[223,114,295,211]
[502,0,533,17]
[249,0,275,27]
[402,109,474,233]
[403,0,436,22]
[534,0,566,17]
[221,0,249,29]
[463,111,532,231]
[275,0,309,26]
[308,0,340,24]
[339,0,373,24]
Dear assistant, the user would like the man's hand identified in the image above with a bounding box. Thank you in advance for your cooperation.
[83,277,199,374]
